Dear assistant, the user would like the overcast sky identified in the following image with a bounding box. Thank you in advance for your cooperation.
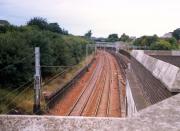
[0,0,180,37]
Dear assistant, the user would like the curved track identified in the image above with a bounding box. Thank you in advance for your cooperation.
[49,50,123,117]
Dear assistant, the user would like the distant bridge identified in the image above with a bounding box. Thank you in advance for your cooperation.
[95,41,149,51]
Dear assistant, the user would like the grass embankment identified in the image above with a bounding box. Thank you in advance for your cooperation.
[0,54,94,114]
[0,86,34,114]
[43,54,94,93]
[0,18,95,114]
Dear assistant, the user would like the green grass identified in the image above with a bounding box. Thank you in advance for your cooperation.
[0,54,94,114]
[43,54,94,93]
[0,86,34,114]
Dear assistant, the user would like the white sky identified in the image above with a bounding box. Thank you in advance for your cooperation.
[0,0,180,37]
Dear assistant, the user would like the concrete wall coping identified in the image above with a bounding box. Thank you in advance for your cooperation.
[144,50,180,56]
[131,50,180,92]
[0,93,180,131]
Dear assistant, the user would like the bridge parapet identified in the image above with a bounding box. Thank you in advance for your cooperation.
[0,93,180,130]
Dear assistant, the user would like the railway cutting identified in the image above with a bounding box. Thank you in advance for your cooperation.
[49,50,124,117]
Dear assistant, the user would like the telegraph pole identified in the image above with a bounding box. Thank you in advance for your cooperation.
[33,47,41,114]
[95,44,97,55]
[86,44,89,71]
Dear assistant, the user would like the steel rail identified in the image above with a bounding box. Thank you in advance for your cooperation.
[67,52,104,116]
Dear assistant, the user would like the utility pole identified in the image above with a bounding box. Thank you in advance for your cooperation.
[116,45,119,53]
[95,44,97,55]
[33,47,41,114]
[86,44,89,71]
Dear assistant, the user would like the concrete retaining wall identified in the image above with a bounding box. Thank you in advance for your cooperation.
[144,50,180,68]
[131,50,180,92]
[126,79,137,116]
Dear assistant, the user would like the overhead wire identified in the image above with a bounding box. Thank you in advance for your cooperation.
[0,78,34,102]
[0,53,35,72]
[1,49,90,114]
[2,84,33,114]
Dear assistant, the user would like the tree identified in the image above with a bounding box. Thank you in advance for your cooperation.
[172,28,180,41]
[27,17,48,30]
[62,29,69,35]
[0,32,33,87]
[0,17,93,89]
[84,30,92,38]
[150,40,172,50]
[119,33,130,42]
[107,34,119,42]
[0,20,10,26]
[165,37,178,49]
[133,35,159,47]
[48,23,62,33]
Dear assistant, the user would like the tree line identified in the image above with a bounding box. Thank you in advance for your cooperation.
[0,17,93,89]
[106,33,132,42]
[133,35,178,50]
[106,29,180,50]
[133,27,180,50]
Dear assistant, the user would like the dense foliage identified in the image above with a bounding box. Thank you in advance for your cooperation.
[0,18,93,88]
[119,33,131,42]
[27,17,68,35]
[172,28,180,41]
[133,35,179,50]
[84,30,92,38]
[107,34,119,42]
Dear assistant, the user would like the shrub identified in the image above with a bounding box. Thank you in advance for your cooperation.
[0,24,92,88]
[0,32,33,88]
[150,40,172,50]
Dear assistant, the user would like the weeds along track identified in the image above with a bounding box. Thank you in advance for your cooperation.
[49,50,122,117]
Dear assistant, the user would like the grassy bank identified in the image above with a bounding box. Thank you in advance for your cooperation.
[0,54,95,114]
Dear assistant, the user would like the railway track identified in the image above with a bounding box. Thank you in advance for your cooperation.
[106,53,121,117]
[49,55,100,115]
[98,53,111,117]
[82,52,109,117]
[68,52,105,116]
[49,50,122,117]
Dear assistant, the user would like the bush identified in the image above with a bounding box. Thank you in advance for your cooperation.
[133,35,158,47]
[150,40,172,50]
[0,23,92,88]
[165,37,178,49]
[107,34,119,42]
[133,35,179,50]
[0,32,33,87]
[119,33,131,42]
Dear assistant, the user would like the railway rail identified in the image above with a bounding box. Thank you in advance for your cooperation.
[49,50,124,117]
